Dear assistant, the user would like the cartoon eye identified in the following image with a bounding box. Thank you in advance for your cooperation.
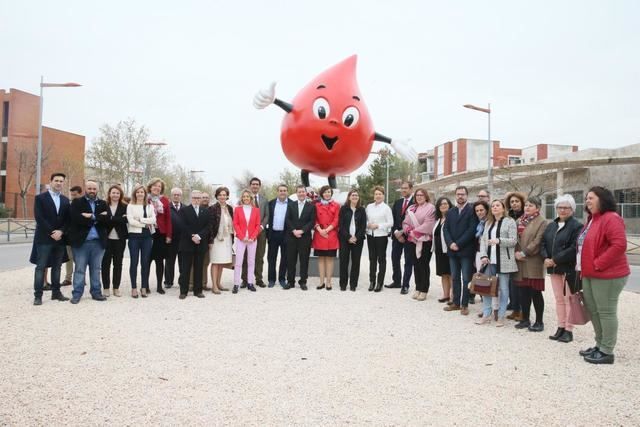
[342,106,360,128]
[312,97,330,120]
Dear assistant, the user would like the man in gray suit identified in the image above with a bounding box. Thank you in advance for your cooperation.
[242,177,270,287]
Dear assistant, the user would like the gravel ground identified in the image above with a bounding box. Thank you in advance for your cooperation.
[1,258,638,426]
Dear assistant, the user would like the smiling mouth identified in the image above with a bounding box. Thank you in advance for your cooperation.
[321,135,339,150]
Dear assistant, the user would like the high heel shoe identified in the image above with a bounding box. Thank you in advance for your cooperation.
[131,289,139,299]
[140,288,148,298]
[437,297,449,303]
[326,284,332,291]
[212,287,221,295]
[317,284,325,290]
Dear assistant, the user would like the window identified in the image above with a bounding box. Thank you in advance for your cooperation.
[1,140,6,170]
[437,154,444,177]
[508,156,522,165]
[451,153,457,173]
[615,188,640,218]
[1,102,8,137]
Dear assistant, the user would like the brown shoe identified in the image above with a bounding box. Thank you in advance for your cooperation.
[444,305,461,312]
[61,279,72,287]
[212,288,221,295]
[460,307,470,316]
[506,311,520,320]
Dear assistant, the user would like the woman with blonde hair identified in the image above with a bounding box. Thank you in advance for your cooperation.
[127,184,156,298]
[477,199,518,326]
[232,189,261,293]
[147,178,172,295]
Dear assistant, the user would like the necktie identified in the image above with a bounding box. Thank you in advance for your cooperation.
[401,199,409,216]
[254,195,259,207]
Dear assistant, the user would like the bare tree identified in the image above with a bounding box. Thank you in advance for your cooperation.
[60,157,84,195]
[86,118,171,194]
[15,143,52,218]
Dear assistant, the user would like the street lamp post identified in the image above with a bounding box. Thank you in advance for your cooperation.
[463,103,492,194]
[36,77,81,193]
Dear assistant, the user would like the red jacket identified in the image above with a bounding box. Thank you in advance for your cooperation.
[233,205,261,241]
[580,211,630,279]
[312,200,340,251]
[150,196,172,237]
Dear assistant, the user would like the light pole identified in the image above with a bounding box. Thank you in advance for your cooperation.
[463,103,492,194]
[36,77,81,193]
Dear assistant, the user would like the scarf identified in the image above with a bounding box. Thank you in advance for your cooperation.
[517,211,540,236]
[407,205,430,258]
[217,205,232,241]
[475,219,486,239]
[148,195,164,215]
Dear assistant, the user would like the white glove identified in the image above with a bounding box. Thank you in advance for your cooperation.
[253,81,276,109]
[391,138,418,162]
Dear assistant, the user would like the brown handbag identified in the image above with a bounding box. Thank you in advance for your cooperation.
[469,268,498,297]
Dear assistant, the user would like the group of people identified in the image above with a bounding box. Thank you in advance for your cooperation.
[32,173,630,364]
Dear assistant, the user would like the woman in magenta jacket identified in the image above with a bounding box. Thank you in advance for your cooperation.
[312,185,340,290]
[578,186,630,365]
[232,189,262,293]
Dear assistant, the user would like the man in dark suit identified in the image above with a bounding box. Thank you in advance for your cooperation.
[66,180,109,304]
[32,173,71,305]
[284,185,316,291]
[443,186,479,315]
[386,181,415,295]
[242,177,269,287]
[165,187,184,289]
[266,184,293,288]
[178,190,211,299]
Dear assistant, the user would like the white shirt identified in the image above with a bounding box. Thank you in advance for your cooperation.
[349,207,356,236]
[297,200,305,218]
[489,223,498,265]
[48,190,61,214]
[365,202,393,237]
[108,205,119,240]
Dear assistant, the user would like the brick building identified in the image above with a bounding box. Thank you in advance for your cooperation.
[1,88,85,218]
[418,138,578,181]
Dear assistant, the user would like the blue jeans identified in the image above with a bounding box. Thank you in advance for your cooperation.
[391,238,414,289]
[482,264,510,318]
[33,243,65,297]
[72,240,105,299]
[449,255,474,307]
[129,235,153,289]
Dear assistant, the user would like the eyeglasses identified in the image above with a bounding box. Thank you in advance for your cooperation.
[556,206,572,210]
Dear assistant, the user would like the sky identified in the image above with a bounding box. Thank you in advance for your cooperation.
[2,0,639,190]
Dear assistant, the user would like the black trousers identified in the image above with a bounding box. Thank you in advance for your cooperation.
[367,235,388,286]
[406,241,433,293]
[165,240,182,286]
[286,235,311,285]
[267,231,287,283]
[179,249,205,295]
[150,233,168,289]
[520,287,545,323]
[339,238,363,288]
[101,238,126,289]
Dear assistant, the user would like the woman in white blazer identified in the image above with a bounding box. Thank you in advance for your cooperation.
[127,184,156,298]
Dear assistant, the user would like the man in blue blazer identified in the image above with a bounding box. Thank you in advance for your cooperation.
[32,173,71,305]
[266,184,293,288]
[443,186,479,315]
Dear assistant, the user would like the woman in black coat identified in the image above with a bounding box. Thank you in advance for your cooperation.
[338,189,367,291]
[102,184,128,297]
[540,194,583,343]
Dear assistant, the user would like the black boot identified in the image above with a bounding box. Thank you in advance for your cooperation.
[548,327,565,340]
[557,330,573,343]
[374,282,383,292]
[368,282,375,292]
[156,286,165,295]
[514,320,531,329]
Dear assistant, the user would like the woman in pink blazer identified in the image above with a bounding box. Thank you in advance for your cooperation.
[402,188,436,301]
[232,189,262,293]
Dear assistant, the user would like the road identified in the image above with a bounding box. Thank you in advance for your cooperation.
[0,242,637,292]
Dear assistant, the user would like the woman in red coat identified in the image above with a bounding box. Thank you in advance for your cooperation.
[232,189,262,293]
[312,185,340,290]
[147,178,172,295]
[578,186,630,364]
